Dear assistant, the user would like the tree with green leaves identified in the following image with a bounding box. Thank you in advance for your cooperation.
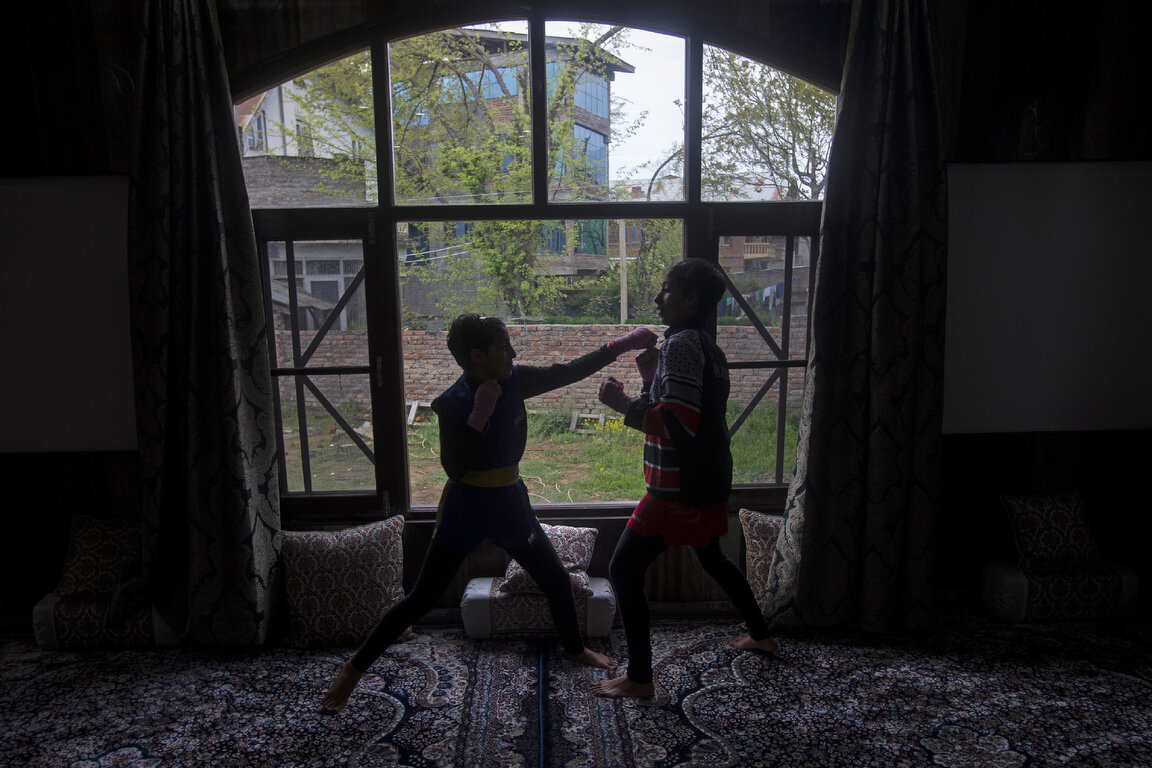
[703,50,836,200]
[403,218,569,319]
[287,25,650,318]
[568,217,682,321]
[284,51,377,198]
[636,49,836,202]
[631,218,683,310]
[389,29,533,205]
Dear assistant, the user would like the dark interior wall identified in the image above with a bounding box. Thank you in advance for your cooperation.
[953,1,1152,162]
[3,1,143,177]
[0,2,140,632]
[0,452,142,632]
[938,0,1152,611]
[938,431,1152,610]
[2,0,1149,632]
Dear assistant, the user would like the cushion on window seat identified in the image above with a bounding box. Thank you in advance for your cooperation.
[34,514,180,650]
[55,515,142,597]
[464,523,612,639]
[982,560,1139,622]
[279,516,405,648]
[984,493,1139,621]
[34,592,155,650]
[461,576,616,639]
[1000,492,1103,571]
[498,523,597,596]
[739,508,785,613]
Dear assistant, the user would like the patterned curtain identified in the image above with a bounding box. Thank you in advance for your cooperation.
[763,0,947,631]
[128,0,280,644]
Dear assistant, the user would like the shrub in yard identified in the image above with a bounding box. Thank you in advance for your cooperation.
[527,409,572,439]
[592,417,638,447]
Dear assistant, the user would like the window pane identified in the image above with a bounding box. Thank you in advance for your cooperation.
[397,217,681,505]
[717,235,812,362]
[268,241,368,335]
[279,374,375,492]
[727,369,803,485]
[398,218,681,322]
[701,45,836,201]
[389,23,533,205]
[267,240,373,494]
[715,235,811,486]
[545,22,686,203]
[235,50,376,207]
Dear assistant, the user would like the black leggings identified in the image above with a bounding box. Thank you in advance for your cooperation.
[609,527,771,685]
[351,527,585,672]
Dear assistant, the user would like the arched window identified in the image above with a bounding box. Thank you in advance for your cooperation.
[233,14,835,523]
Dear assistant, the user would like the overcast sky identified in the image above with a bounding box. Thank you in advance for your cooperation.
[598,28,688,178]
[542,22,688,179]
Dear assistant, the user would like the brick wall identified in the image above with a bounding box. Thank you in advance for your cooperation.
[242,155,366,207]
[277,322,808,416]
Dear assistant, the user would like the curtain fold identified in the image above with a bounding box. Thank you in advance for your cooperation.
[763,0,947,631]
[128,0,280,644]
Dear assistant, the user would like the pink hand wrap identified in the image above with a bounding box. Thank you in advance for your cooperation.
[467,384,500,431]
[598,378,633,414]
[606,327,657,357]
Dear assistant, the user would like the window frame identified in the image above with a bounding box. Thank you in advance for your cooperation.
[242,11,823,526]
[246,110,266,151]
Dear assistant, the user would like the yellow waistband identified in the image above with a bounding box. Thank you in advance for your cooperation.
[458,464,520,487]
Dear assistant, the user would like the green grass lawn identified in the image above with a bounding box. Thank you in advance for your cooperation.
[282,406,797,501]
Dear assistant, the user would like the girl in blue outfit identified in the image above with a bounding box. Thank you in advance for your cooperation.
[322,314,656,714]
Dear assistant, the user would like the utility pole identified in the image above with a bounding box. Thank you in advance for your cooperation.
[618,218,628,322]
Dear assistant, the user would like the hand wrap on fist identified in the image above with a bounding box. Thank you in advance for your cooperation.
[598,378,633,414]
[467,380,501,431]
[606,327,657,357]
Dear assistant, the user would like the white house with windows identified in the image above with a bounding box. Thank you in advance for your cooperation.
[235,79,373,331]
[235,84,368,167]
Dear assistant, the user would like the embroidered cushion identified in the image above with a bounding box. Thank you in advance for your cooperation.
[981,561,1140,622]
[280,516,405,648]
[739,508,785,603]
[1000,493,1102,571]
[1022,568,1135,621]
[498,523,596,596]
[49,593,154,649]
[55,515,142,596]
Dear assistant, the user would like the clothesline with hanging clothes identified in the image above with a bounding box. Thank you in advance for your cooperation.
[722,279,790,316]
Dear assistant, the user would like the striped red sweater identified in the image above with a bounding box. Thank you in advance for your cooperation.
[623,326,732,504]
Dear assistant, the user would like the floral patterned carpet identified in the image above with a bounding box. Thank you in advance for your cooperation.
[2,615,1150,767]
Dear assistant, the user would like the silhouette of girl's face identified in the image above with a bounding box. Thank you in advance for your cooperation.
[654,274,697,327]
[471,328,516,381]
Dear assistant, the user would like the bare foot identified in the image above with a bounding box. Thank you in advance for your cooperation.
[730,634,780,653]
[321,661,364,715]
[590,674,656,698]
[564,648,617,669]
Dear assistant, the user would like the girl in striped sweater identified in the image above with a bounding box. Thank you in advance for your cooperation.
[592,258,779,699]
